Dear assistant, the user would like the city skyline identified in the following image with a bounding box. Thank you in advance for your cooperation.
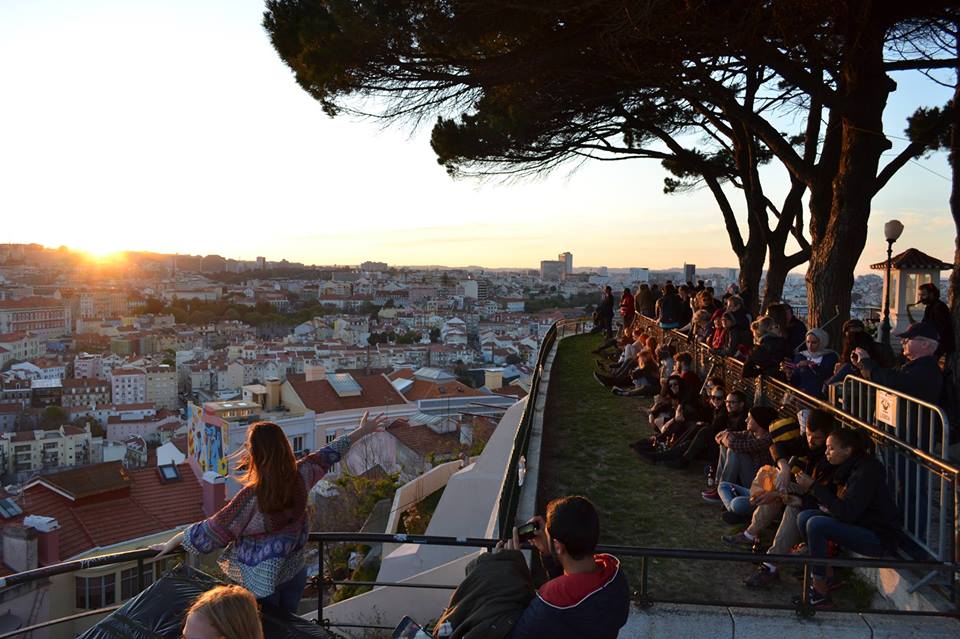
[2,1,956,274]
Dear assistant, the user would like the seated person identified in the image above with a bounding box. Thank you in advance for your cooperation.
[449,496,627,639]
[657,344,676,384]
[742,316,789,379]
[611,349,661,397]
[631,402,700,456]
[712,406,777,510]
[852,321,943,405]
[715,312,752,359]
[183,585,264,639]
[675,352,701,393]
[794,427,899,608]
[700,391,749,501]
[648,374,684,430]
[825,319,879,388]
[782,328,838,399]
[723,410,835,589]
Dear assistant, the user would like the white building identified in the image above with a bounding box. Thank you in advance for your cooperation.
[111,368,146,405]
[558,252,573,274]
[73,352,104,379]
[539,260,565,282]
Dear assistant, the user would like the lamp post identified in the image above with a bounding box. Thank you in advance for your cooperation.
[880,219,904,347]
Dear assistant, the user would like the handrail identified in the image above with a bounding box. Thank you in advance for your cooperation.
[494,317,591,537]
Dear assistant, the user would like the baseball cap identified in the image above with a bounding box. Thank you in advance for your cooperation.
[896,322,939,342]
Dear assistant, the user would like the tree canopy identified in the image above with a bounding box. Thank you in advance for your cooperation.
[265,0,958,327]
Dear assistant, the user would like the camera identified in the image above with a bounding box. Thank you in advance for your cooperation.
[517,521,538,542]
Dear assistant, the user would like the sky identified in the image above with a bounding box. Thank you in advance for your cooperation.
[1,0,956,272]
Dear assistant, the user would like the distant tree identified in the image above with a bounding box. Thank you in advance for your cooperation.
[143,297,166,314]
[505,353,522,366]
[40,406,68,429]
[223,307,241,321]
[429,327,441,343]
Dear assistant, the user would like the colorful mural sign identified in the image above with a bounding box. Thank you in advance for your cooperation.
[186,402,230,476]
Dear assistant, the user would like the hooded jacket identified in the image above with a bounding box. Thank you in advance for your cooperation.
[509,553,629,639]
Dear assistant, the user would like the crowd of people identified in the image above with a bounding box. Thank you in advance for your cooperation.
[590,279,957,609]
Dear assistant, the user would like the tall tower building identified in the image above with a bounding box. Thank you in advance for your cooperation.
[558,252,573,274]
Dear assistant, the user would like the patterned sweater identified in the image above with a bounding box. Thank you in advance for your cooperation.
[181,436,351,598]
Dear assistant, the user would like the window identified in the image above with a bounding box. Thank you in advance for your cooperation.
[291,435,305,455]
[120,564,154,600]
[325,431,337,444]
[75,574,116,609]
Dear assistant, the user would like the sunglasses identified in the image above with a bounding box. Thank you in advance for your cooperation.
[709,394,724,399]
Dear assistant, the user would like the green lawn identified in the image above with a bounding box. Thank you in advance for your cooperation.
[537,333,873,608]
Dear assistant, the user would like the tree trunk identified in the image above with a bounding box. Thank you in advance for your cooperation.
[946,31,960,429]
[806,19,893,335]
[739,227,766,317]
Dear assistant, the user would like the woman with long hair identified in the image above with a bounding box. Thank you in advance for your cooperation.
[182,585,264,639]
[154,412,386,613]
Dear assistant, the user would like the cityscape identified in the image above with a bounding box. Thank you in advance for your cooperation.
[0,0,958,638]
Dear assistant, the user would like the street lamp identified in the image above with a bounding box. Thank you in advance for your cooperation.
[880,219,904,347]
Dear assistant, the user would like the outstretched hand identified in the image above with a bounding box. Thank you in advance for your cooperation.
[359,411,388,433]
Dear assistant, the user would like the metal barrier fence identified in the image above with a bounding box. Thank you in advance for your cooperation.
[630,314,960,578]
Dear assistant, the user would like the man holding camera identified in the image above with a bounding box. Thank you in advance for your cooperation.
[852,322,942,404]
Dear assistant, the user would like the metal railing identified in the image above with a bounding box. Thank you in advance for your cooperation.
[495,317,591,537]
[0,548,184,639]
[308,532,958,635]
[630,314,960,578]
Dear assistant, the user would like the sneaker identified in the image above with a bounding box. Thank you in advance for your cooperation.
[792,586,834,609]
[701,488,721,502]
[743,565,780,589]
[721,531,755,549]
[722,510,751,525]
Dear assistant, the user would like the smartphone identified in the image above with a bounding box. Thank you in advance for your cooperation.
[517,521,538,542]
[393,616,435,639]
[787,455,800,473]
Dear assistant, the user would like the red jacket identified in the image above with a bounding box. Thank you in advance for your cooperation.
[619,292,635,317]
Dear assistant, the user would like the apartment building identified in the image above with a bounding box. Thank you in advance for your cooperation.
[73,352,104,379]
[78,290,129,319]
[0,297,72,338]
[144,365,177,411]
[0,331,45,365]
[61,378,112,409]
[110,368,146,405]
[0,425,93,475]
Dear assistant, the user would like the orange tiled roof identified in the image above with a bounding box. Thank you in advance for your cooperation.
[13,462,204,561]
[404,380,485,401]
[288,373,408,413]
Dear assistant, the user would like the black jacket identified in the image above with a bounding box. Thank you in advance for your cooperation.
[436,550,535,639]
[858,355,943,405]
[743,334,789,378]
[810,454,900,552]
[923,300,955,357]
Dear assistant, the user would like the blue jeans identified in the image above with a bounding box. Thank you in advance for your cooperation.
[717,482,752,515]
[797,510,886,578]
[259,566,308,614]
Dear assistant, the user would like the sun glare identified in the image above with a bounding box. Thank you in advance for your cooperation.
[81,249,126,265]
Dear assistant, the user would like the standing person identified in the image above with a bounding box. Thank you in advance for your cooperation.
[598,286,615,338]
[918,283,955,360]
[677,285,694,329]
[655,283,683,330]
[182,585,264,639]
[635,284,655,318]
[619,287,635,328]
[154,413,387,613]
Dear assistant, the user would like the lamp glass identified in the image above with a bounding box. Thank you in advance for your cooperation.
[884,219,904,242]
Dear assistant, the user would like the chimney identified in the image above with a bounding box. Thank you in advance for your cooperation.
[304,363,325,383]
[202,471,226,517]
[484,369,503,390]
[23,516,60,566]
[265,378,281,411]
[2,525,38,573]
